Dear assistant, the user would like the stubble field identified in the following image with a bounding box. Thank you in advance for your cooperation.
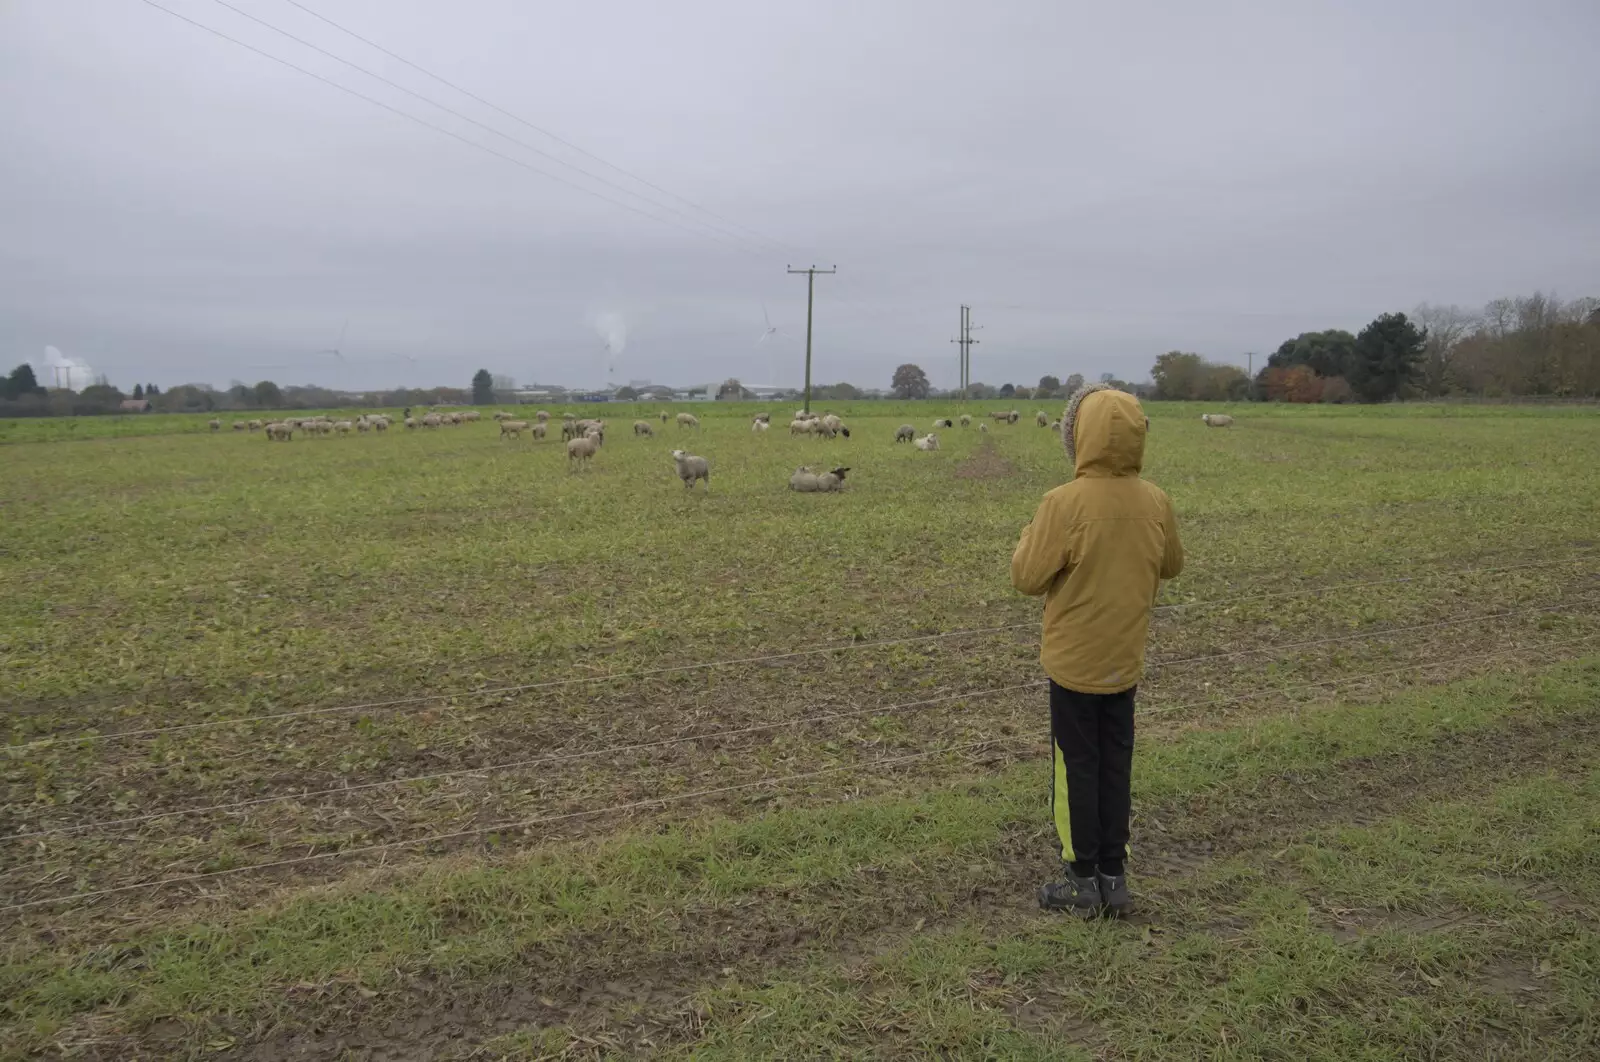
[2,400,1598,1060]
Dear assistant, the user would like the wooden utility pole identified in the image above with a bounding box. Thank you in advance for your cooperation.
[787,265,836,414]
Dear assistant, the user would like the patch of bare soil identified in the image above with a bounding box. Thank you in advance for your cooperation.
[953,441,1015,480]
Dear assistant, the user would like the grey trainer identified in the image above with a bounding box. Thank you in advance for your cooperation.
[1096,871,1132,918]
[1038,868,1103,918]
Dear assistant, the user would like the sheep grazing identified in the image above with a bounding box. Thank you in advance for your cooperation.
[670,449,710,490]
[576,419,606,443]
[789,465,850,492]
[265,422,293,442]
[894,424,916,443]
[335,420,354,434]
[355,417,371,433]
[821,414,842,433]
[232,421,246,431]
[371,416,389,432]
[460,410,481,422]
[752,412,771,425]
[914,433,940,451]
[500,419,530,439]
[1036,411,1049,427]
[404,417,418,429]
[422,413,442,428]
[752,419,770,433]
[566,433,600,465]
[1201,413,1235,427]
[677,412,700,429]
[979,422,989,433]
[1050,420,1061,431]
[531,421,547,439]
[208,418,220,431]
[493,411,511,421]
[247,419,264,431]
[534,410,550,423]
[633,420,655,436]
[790,418,815,436]
[959,414,971,428]
[659,411,669,423]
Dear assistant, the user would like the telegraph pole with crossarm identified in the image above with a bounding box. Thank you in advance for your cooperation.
[787,265,836,414]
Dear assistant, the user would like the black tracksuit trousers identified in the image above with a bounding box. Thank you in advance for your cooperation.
[1049,680,1135,875]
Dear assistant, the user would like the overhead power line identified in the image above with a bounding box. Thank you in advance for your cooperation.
[275,0,802,256]
[201,0,777,255]
[135,0,762,256]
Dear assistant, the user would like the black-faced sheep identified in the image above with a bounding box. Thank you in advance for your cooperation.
[789,466,850,492]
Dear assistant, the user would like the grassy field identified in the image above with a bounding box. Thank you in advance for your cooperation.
[2,400,1598,1059]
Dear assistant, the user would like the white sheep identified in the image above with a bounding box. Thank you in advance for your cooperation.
[791,418,816,436]
[247,419,263,431]
[535,410,551,423]
[670,449,710,490]
[821,414,842,433]
[404,417,418,429]
[789,465,850,492]
[677,412,700,429]
[1201,413,1235,427]
[566,433,600,465]
[460,410,481,422]
[500,420,529,439]
[894,424,916,443]
[531,421,547,439]
[493,411,512,421]
[232,421,246,431]
[422,413,442,428]
[265,422,293,441]
[959,414,971,428]
[1036,411,1049,427]
[335,420,354,434]
[752,419,770,433]
[979,422,989,433]
[932,418,953,429]
[633,420,655,436]
[914,433,940,451]
[659,411,669,422]
[208,418,220,431]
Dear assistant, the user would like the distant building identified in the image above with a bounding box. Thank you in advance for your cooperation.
[119,398,152,413]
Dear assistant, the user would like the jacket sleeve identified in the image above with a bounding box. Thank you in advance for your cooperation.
[1159,491,1184,580]
[1011,495,1070,597]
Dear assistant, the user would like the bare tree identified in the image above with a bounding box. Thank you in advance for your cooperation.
[1412,302,1477,396]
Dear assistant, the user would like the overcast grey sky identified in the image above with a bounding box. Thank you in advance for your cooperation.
[3,0,1597,392]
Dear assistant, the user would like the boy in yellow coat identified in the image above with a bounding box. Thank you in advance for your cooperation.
[1011,383,1184,917]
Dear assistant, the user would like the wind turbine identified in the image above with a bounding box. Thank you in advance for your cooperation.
[755,303,796,388]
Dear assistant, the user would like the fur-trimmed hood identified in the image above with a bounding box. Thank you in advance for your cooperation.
[1059,383,1146,478]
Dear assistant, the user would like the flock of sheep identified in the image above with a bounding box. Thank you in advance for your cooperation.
[218,402,1239,493]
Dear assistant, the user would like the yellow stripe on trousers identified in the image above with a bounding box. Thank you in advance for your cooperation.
[1052,739,1078,863]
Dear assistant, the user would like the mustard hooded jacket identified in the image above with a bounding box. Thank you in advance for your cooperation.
[1010,384,1183,694]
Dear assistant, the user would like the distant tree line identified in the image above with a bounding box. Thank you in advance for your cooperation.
[0,371,477,418]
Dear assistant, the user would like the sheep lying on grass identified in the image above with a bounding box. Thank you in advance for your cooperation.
[914,433,940,451]
[1201,413,1235,427]
[895,424,916,443]
[933,418,953,428]
[671,449,710,490]
[789,465,850,492]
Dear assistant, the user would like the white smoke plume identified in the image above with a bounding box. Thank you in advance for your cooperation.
[44,345,98,390]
